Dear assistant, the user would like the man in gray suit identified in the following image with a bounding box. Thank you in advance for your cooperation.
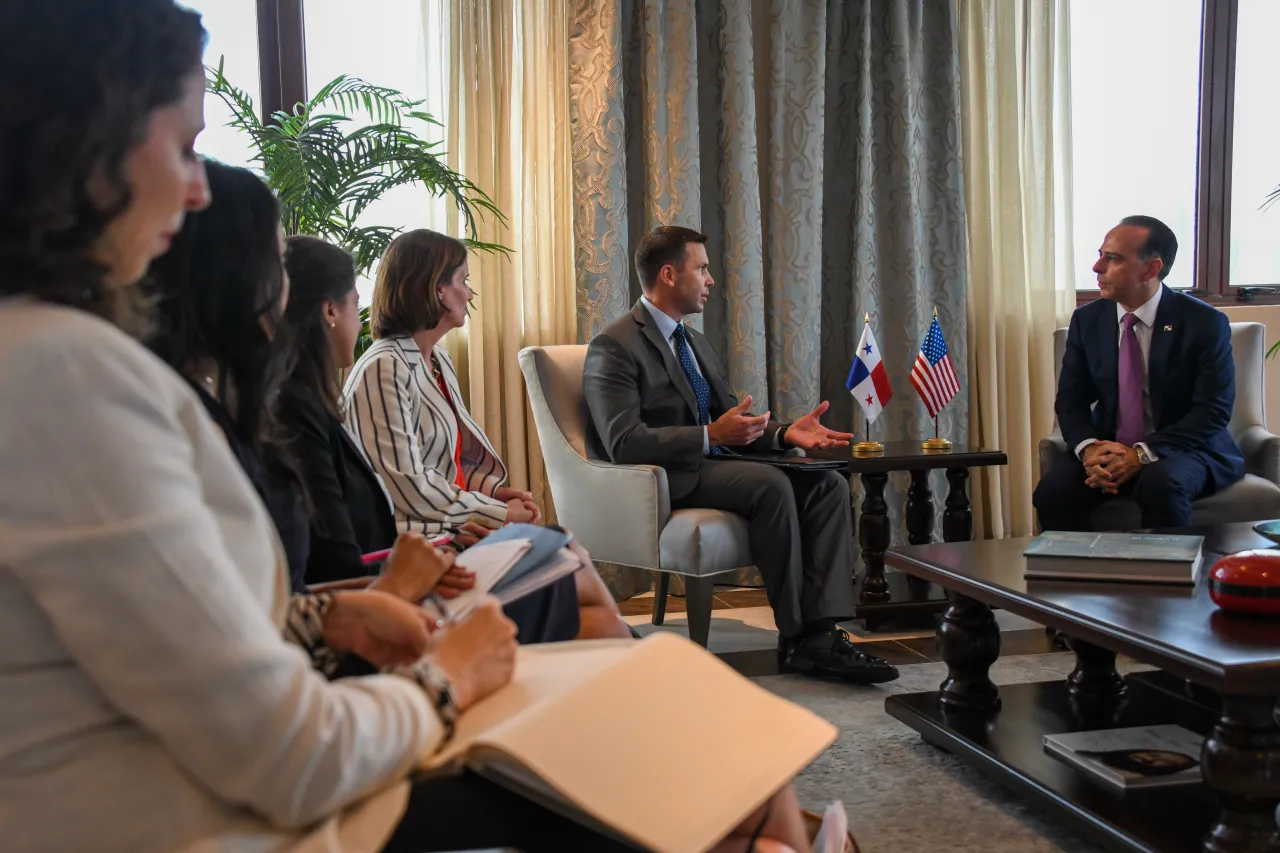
[583,226,899,683]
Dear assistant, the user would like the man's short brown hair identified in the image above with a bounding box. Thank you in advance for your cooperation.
[369,228,468,339]
[634,226,708,290]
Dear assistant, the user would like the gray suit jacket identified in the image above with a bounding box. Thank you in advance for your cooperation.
[583,300,787,500]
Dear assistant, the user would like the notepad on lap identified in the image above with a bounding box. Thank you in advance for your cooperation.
[1023,531,1204,584]
[440,538,532,620]
[418,633,838,853]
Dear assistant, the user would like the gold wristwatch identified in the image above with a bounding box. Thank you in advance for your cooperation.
[1136,445,1152,465]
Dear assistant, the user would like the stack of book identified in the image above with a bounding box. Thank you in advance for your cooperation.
[1022,531,1204,585]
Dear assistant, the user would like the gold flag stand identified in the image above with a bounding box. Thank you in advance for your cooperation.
[921,413,951,452]
[920,306,952,452]
[853,415,883,455]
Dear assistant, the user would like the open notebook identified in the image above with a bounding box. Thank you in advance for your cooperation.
[418,632,838,853]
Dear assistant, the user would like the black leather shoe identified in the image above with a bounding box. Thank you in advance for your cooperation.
[777,629,900,684]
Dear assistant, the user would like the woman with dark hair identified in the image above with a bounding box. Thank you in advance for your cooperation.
[344,228,633,639]
[0,4,838,850]
[147,159,316,591]
[0,3,521,852]
[151,197,457,600]
[277,234,443,592]
[278,235,618,644]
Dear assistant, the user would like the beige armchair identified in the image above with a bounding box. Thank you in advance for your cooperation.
[1038,321,1280,528]
[518,345,756,647]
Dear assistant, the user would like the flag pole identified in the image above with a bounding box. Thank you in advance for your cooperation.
[853,311,884,455]
[921,305,953,452]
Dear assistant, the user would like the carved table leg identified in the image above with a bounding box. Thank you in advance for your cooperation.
[905,469,933,599]
[858,471,890,603]
[943,468,972,543]
[1065,637,1128,701]
[1199,695,1280,852]
[1065,637,1129,727]
[937,591,1001,712]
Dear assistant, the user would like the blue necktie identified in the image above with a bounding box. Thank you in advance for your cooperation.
[671,324,722,455]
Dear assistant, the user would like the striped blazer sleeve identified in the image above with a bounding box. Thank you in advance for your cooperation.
[345,350,508,535]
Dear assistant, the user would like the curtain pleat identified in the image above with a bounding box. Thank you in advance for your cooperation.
[570,0,969,598]
[958,0,1076,540]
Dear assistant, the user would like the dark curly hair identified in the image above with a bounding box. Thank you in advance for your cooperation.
[0,0,206,326]
[282,236,358,418]
[147,161,303,498]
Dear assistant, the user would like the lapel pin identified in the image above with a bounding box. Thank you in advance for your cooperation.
[1163,325,1173,331]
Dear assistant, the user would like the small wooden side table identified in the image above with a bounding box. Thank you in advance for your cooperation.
[809,441,1008,629]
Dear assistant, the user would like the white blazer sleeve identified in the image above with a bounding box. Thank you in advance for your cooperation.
[345,351,508,532]
[0,329,444,829]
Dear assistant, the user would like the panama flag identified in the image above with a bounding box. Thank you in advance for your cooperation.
[846,321,893,424]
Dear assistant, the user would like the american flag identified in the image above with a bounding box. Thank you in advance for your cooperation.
[910,317,959,418]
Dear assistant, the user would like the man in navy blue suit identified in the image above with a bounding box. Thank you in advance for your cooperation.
[1033,215,1245,530]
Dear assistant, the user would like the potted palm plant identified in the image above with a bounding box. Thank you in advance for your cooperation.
[206,60,504,355]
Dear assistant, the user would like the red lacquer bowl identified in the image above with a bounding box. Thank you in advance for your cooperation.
[1209,550,1280,614]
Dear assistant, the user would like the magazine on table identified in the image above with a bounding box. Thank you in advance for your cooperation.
[1044,725,1204,790]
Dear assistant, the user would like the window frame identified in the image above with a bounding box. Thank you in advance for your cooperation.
[254,0,308,122]
[255,2,1269,307]
[1077,0,1277,306]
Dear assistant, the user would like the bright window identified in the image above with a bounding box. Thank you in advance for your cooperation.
[304,0,452,302]
[181,0,261,170]
[1227,0,1280,287]
[1068,0,1202,290]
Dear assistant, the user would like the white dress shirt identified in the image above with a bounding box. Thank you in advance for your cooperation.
[639,294,784,453]
[1075,286,1160,461]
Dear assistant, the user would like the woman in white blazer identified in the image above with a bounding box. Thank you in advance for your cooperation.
[0,4,723,852]
[0,7,821,850]
[344,229,635,640]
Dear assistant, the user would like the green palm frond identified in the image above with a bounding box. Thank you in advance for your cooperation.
[205,62,508,279]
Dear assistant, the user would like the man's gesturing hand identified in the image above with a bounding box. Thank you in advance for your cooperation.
[707,395,770,447]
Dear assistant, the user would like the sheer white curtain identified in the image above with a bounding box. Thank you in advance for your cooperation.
[442,0,577,514]
[959,0,1076,539]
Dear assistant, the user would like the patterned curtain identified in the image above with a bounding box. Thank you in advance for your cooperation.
[570,0,968,599]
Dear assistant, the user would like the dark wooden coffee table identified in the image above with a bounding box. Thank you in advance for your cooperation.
[884,522,1280,853]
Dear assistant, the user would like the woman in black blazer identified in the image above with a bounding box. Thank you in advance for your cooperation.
[279,235,482,594]
[278,237,615,644]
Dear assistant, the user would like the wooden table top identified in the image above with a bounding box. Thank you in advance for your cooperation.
[807,441,1007,473]
[886,522,1280,695]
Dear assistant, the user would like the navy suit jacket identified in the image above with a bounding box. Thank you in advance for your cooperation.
[1056,285,1244,489]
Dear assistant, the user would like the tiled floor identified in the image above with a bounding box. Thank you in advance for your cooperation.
[618,586,1059,677]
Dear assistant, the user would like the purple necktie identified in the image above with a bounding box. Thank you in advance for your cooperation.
[1116,313,1145,447]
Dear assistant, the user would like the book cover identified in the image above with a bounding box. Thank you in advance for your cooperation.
[1044,725,1204,790]
[1024,531,1203,563]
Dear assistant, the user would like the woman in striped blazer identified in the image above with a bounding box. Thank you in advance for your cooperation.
[344,229,631,639]
[344,230,535,536]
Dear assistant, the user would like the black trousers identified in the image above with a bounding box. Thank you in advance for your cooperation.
[502,572,580,644]
[1033,450,1215,530]
[671,459,856,638]
[382,770,642,852]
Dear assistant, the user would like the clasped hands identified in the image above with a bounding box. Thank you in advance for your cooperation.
[1082,440,1142,494]
[495,486,541,524]
[707,396,854,451]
